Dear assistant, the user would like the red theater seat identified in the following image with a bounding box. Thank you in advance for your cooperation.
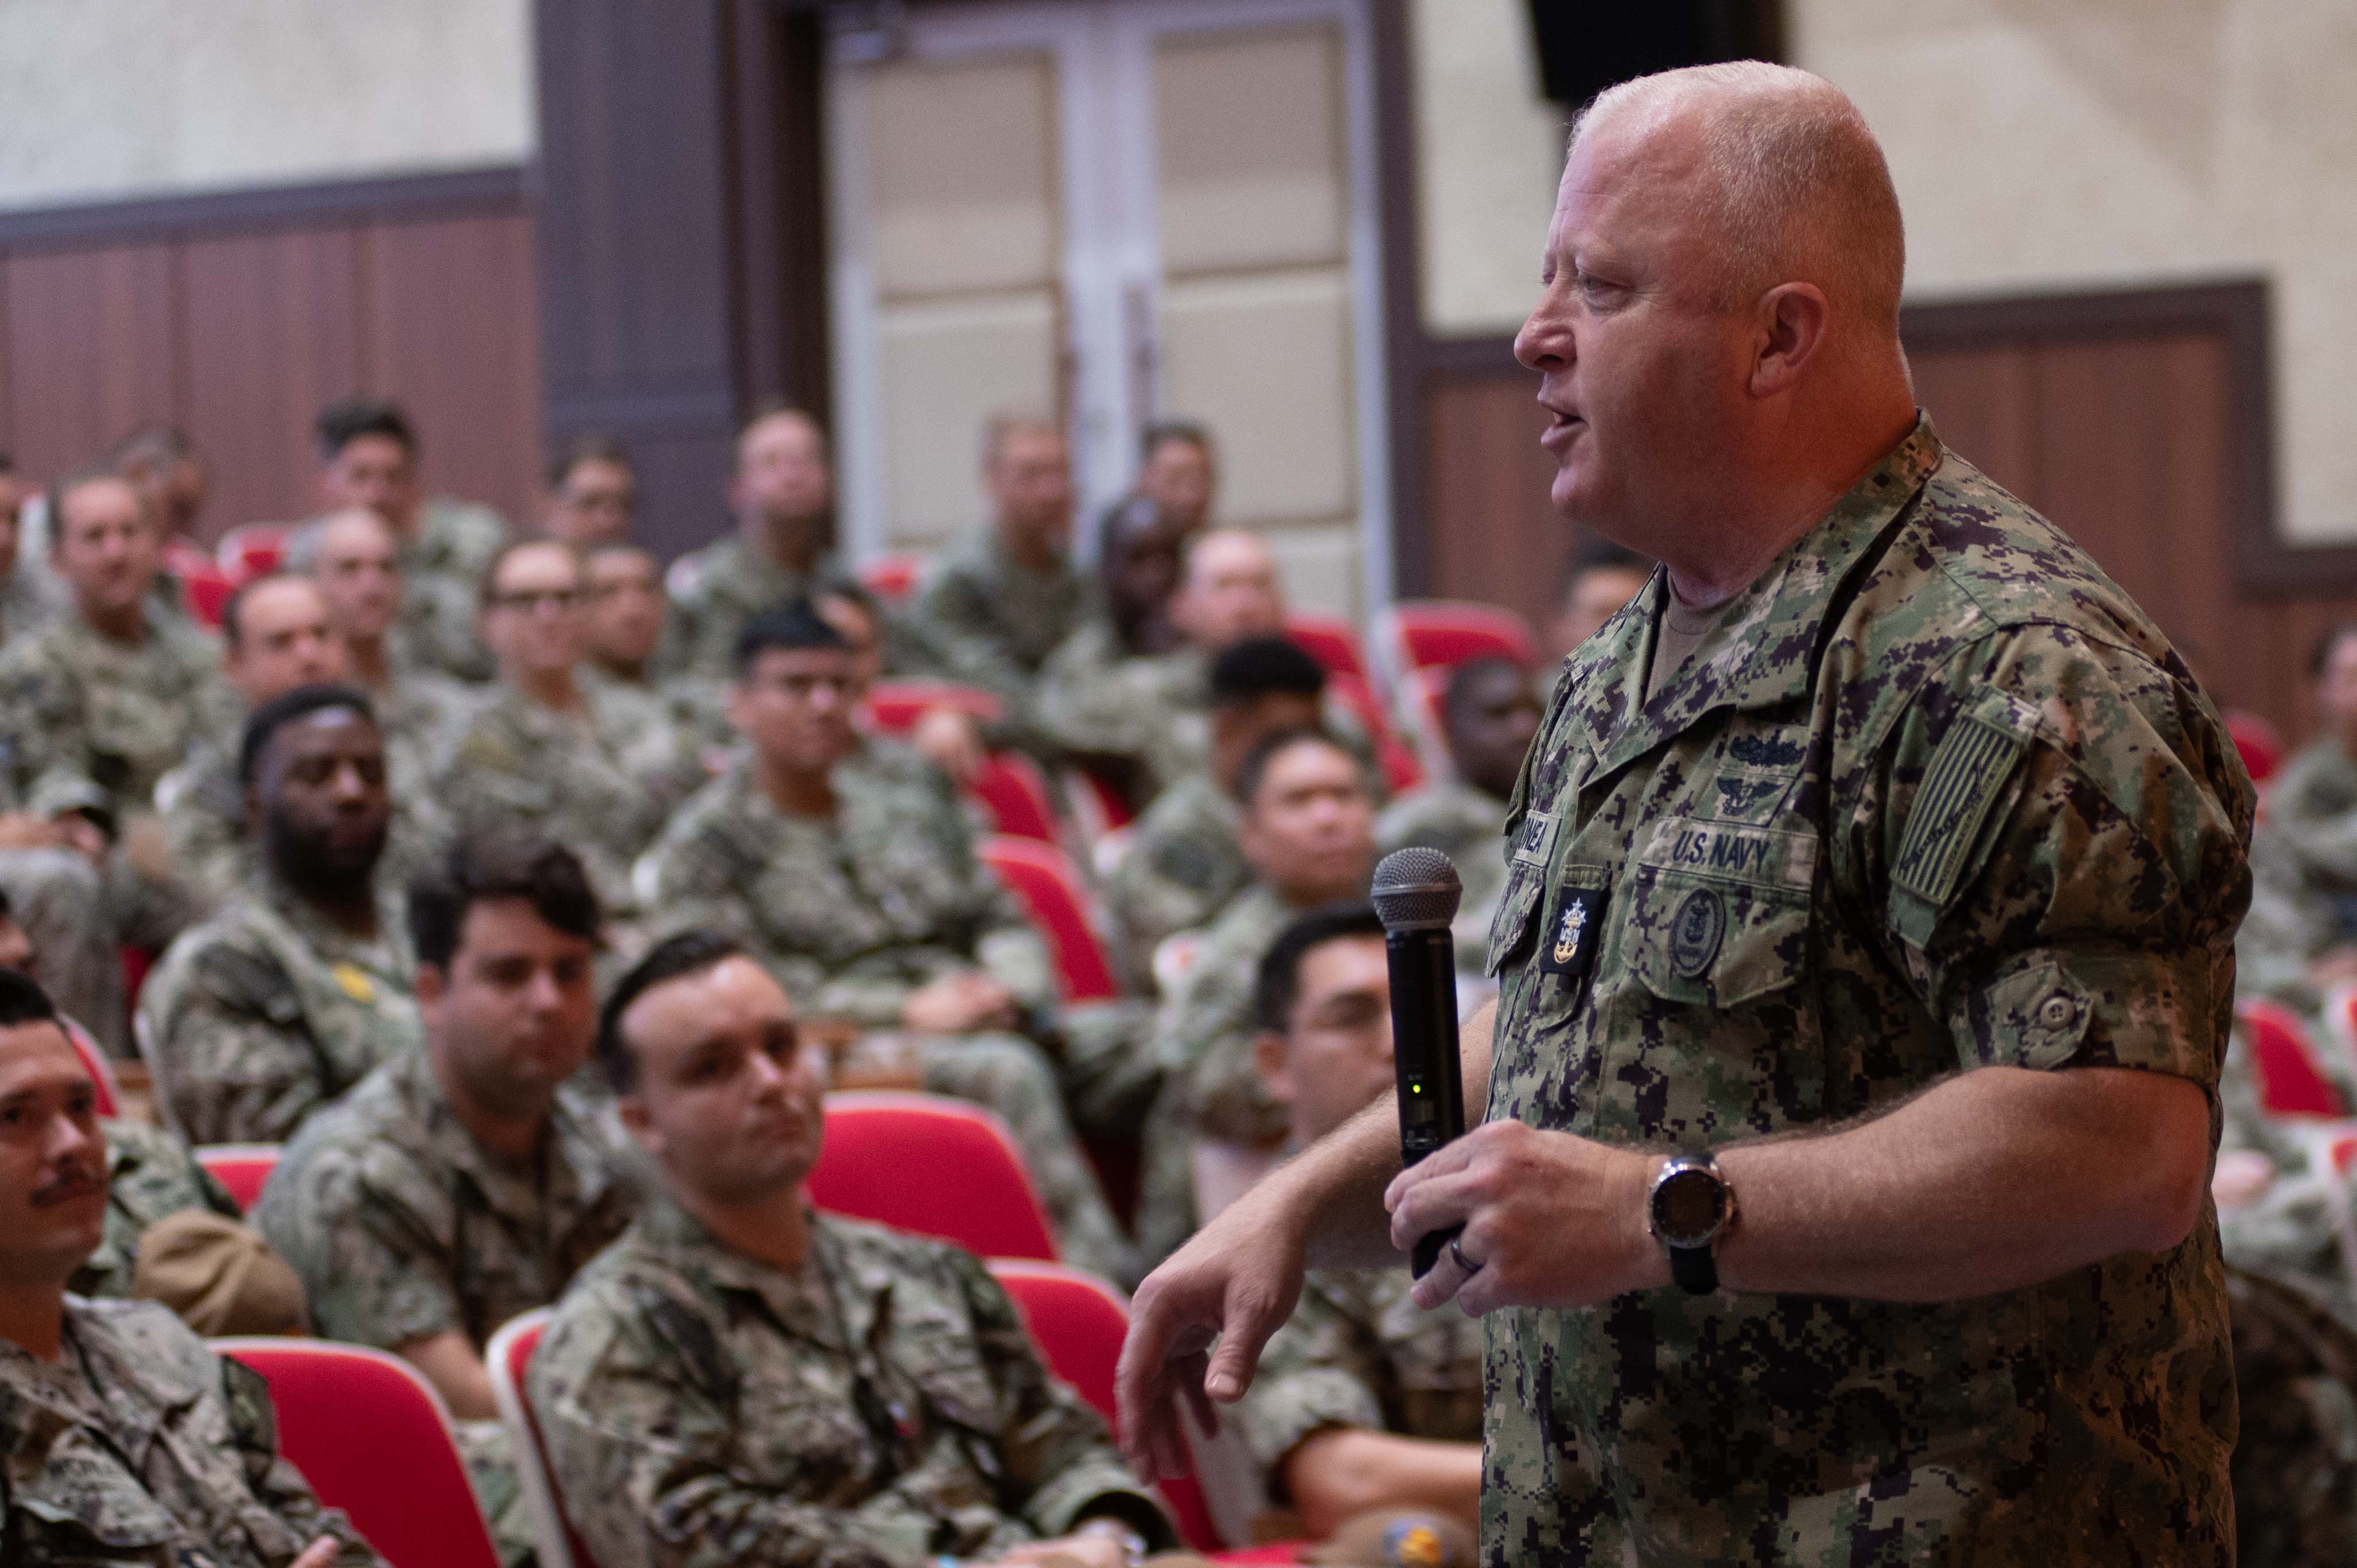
[861,552,926,602]
[970,752,1060,843]
[66,1019,119,1118]
[1379,600,1537,675]
[1283,613,1371,685]
[864,680,1005,732]
[489,1311,598,1568]
[809,1091,1059,1262]
[2238,998,2353,1120]
[211,1337,501,1568]
[216,523,290,581]
[195,1144,282,1212]
[979,836,1123,1003]
[2226,710,2285,787]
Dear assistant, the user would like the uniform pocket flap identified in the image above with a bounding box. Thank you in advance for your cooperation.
[1485,862,1546,978]
[1625,866,1811,1007]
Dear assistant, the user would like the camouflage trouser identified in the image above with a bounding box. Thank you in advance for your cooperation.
[919,1032,1138,1288]
[454,1414,540,1568]
[1133,1074,1198,1273]
[0,846,129,1055]
[1058,998,1162,1139]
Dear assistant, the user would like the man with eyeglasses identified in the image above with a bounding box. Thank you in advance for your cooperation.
[644,600,1138,1284]
[438,540,687,941]
[255,830,639,1568]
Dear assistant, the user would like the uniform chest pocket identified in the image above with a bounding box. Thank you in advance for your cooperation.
[1624,859,1813,1009]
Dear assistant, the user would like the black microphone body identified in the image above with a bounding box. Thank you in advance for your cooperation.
[1370,848,1468,1279]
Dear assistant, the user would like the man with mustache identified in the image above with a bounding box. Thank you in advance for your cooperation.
[139,686,424,1146]
[255,829,638,1567]
[0,967,382,1565]
[530,931,1173,1568]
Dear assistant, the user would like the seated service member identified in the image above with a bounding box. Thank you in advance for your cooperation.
[255,831,638,1566]
[670,404,856,679]
[577,539,727,813]
[157,573,353,911]
[645,602,1135,1282]
[1235,905,1483,1538]
[293,504,482,773]
[1105,635,1332,986]
[140,687,423,1146]
[1136,728,1379,1264]
[0,969,382,1567]
[439,540,679,933]
[532,932,1174,1568]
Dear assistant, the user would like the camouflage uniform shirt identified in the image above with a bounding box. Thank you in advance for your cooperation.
[138,876,421,1146]
[394,497,509,684]
[73,1118,246,1301]
[0,1297,383,1566]
[913,527,1095,740]
[1103,771,1248,985]
[2237,736,2357,1009]
[0,601,238,822]
[1377,777,1512,978]
[1236,1264,1487,1493]
[528,1196,1169,1568]
[667,535,857,679]
[438,682,674,923]
[1480,419,2249,1563]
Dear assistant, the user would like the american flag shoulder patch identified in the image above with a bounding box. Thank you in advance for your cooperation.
[1892,707,2032,908]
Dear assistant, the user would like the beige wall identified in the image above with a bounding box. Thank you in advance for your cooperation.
[0,0,533,211]
[1408,0,2357,546]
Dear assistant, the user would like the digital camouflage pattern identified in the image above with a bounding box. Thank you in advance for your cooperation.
[0,554,57,642]
[0,600,239,823]
[0,843,130,1054]
[138,876,421,1146]
[1035,623,1210,797]
[2226,1266,2357,1567]
[390,496,509,684]
[1376,777,1513,984]
[666,535,858,679]
[1135,883,1295,1266]
[1236,1263,1487,1493]
[368,655,487,778]
[2214,1015,2357,1322]
[913,526,1095,748]
[644,753,1135,1283]
[577,662,729,818]
[2237,736,2357,1011]
[0,1297,384,1566]
[528,1197,1169,1568]
[1481,419,2250,1563]
[155,726,454,917]
[253,1044,638,1566]
[438,681,674,924]
[71,1117,246,1302]
[1103,770,1248,986]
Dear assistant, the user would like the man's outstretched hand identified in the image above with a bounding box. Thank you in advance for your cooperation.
[1115,1174,1312,1481]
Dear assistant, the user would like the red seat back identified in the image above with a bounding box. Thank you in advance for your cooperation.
[1283,614,1371,685]
[196,1144,282,1212]
[216,523,290,581]
[861,553,925,602]
[180,564,236,629]
[2238,998,2351,1119]
[66,1020,119,1118]
[211,1339,501,1568]
[2226,710,2285,787]
[979,836,1122,1003]
[986,1260,1223,1553]
[809,1092,1059,1261]
[969,753,1060,843]
[1383,600,1537,674]
[489,1313,597,1568]
[864,680,1005,733]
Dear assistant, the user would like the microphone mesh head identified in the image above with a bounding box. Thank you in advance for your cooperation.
[1370,847,1463,931]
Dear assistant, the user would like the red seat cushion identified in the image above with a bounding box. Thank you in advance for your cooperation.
[809,1092,1059,1261]
[980,836,1123,1003]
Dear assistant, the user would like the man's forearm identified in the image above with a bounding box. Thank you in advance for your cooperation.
[1299,1002,1495,1271]
[1282,1429,1483,1537]
[1715,1065,2210,1301]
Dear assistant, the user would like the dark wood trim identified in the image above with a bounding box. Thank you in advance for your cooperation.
[1900,279,2304,593]
[1372,0,1432,598]
[1420,334,1522,378]
[0,164,529,251]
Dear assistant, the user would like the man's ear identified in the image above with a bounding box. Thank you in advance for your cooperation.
[1253,1029,1294,1107]
[616,1092,662,1158]
[413,962,446,1018]
[1749,282,1832,400]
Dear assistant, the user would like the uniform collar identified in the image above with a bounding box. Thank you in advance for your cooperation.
[1575,417,1944,781]
[384,1046,619,1239]
[641,1194,874,1352]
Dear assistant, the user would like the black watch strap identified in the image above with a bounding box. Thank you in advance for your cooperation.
[1668,1243,1718,1295]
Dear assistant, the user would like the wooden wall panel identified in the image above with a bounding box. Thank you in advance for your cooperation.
[2,243,183,483]
[0,178,540,542]
[364,211,544,528]
[180,228,365,530]
[1422,371,1561,629]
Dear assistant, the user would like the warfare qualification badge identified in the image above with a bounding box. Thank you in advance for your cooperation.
[1538,886,1603,981]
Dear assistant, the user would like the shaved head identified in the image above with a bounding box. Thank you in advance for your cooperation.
[1573,63,1904,337]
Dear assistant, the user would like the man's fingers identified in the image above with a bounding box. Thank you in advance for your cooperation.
[1387,1164,1482,1255]
[291,1539,344,1568]
[1409,1239,1477,1311]
[1382,1130,1482,1213]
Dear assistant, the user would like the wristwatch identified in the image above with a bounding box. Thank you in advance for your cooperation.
[1647,1155,1734,1295]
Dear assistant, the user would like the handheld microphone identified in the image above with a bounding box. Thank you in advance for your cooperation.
[1370,847,1467,1279]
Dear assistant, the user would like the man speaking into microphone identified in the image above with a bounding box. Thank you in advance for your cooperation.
[1118,59,2250,1566]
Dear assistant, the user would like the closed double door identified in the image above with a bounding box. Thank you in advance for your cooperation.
[825,0,1391,620]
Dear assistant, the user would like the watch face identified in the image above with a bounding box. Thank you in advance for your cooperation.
[1653,1165,1728,1247]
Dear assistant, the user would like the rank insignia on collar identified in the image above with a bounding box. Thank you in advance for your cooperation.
[1538,886,1603,980]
